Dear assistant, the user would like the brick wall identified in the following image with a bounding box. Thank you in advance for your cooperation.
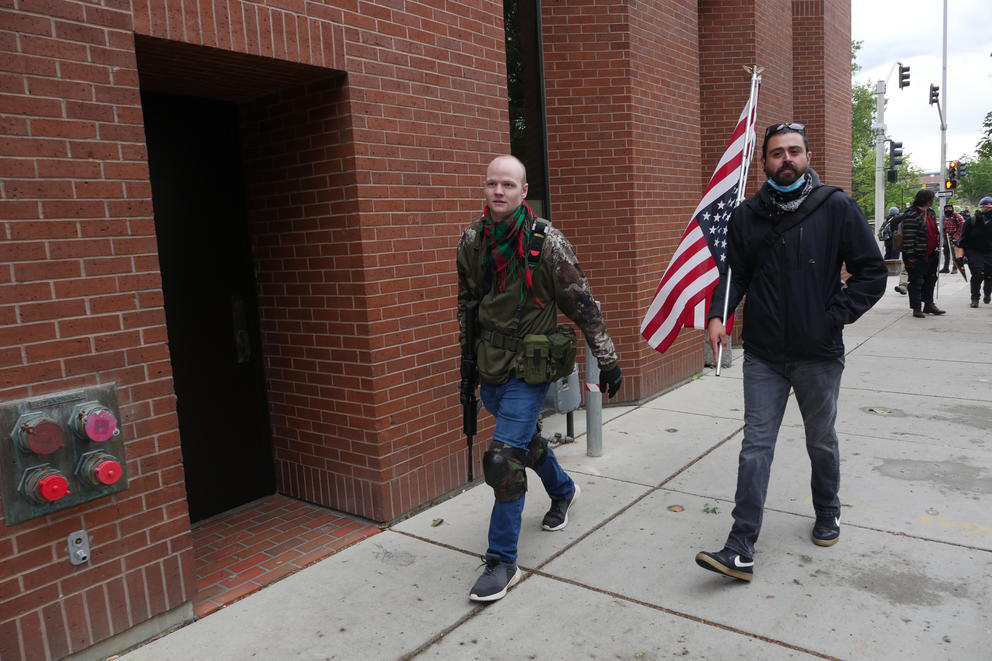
[0,3,193,659]
[1,0,508,658]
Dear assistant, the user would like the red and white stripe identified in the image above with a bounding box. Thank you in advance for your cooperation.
[640,92,759,353]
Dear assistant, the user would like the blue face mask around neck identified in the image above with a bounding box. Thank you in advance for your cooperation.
[767,174,806,193]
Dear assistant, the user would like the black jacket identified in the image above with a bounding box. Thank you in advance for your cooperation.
[958,210,992,253]
[897,206,937,260]
[709,182,886,363]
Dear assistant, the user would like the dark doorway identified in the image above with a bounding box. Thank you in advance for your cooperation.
[142,91,275,522]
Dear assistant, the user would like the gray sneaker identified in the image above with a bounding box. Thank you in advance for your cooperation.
[894,285,907,295]
[469,553,522,602]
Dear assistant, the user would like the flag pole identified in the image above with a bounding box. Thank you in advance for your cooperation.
[716,66,762,376]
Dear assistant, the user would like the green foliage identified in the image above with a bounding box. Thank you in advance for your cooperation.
[977,112,992,161]
[955,157,992,207]
[850,42,925,220]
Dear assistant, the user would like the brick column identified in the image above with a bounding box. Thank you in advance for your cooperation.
[542,0,702,401]
[792,0,852,191]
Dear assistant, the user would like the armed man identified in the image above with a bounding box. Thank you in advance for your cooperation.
[456,155,622,602]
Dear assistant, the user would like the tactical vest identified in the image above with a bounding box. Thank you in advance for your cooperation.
[460,218,559,384]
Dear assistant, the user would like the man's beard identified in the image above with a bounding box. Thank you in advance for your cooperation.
[765,163,806,187]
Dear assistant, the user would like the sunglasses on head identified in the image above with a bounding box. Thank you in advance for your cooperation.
[765,122,806,137]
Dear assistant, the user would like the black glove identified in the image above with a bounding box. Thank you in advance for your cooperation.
[598,365,622,399]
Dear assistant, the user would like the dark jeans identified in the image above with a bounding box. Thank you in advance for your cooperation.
[966,249,992,301]
[726,353,844,559]
[480,377,574,564]
[906,252,938,310]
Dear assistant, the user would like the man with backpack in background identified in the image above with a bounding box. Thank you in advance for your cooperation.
[878,206,901,260]
[958,196,992,308]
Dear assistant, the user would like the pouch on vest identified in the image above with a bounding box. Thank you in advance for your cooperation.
[518,334,551,385]
[547,324,577,382]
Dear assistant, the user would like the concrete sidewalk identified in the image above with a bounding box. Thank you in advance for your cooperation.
[121,275,992,661]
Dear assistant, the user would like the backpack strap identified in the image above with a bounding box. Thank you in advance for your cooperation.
[526,219,549,272]
[750,185,841,274]
[512,219,550,323]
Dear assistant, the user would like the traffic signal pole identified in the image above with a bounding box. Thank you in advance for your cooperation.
[873,79,886,236]
[937,0,948,297]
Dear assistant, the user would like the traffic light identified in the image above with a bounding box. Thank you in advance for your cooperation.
[898,63,911,89]
[944,179,957,190]
[945,161,958,190]
[889,141,903,169]
[887,169,898,184]
[929,84,940,105]
[958,162,969,178]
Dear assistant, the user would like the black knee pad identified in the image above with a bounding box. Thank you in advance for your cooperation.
[525,434,548,468]
[483,442,526,502]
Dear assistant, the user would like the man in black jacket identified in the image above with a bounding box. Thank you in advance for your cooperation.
[695,123,886,582]
[900,189,945,318]
[958,196,992,307]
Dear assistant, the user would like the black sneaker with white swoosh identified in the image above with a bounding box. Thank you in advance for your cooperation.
[694,547,753,582]
[812,513,840,547]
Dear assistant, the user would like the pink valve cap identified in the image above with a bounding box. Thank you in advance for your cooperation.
[84,409,117,442]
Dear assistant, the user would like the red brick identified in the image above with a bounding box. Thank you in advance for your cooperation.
[41,601,70,659]
[63,592,91,653]
[0,619,20,661]
[13,259,81,282]
[84,584,111,643]
[17,609,46,660]
[25,336,91,362]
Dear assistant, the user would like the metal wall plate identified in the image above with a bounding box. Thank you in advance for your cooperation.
[0,384,128,526]
[67,529,91,565]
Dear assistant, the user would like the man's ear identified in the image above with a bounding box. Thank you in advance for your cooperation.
[521,183,528,199]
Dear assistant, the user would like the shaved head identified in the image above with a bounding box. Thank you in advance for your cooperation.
[487,155,527,185]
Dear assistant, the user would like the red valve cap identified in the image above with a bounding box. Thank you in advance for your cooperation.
[26,420,64,455]
[94,459,123,485]
[83,409,118,442]
[37,474,70,502]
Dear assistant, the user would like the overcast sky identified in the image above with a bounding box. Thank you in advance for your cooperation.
[851,0,992,173]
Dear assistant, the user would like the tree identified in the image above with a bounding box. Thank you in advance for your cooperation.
[955,156,992,207]
[976,112,992,160]
[850,41,924,220]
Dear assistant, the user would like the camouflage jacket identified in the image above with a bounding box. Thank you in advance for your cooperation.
[457,217,618,384]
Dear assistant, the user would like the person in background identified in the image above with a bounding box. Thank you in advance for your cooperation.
[878,206,901,260]
[958,196,992,308]
[900,189,945,318]
[939,203,965,274]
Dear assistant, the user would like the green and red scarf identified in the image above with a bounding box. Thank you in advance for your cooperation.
[480,202,542,306]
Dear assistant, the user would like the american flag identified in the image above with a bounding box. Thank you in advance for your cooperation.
[640,92,759,352]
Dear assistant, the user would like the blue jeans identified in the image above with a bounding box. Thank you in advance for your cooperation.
[726,353,844,558]
[481,377,574,564]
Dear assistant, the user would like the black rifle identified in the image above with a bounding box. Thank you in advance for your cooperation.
[460,301,480,481]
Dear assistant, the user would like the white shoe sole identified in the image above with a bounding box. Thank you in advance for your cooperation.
[469,566,522,602]
[542,482,580,531]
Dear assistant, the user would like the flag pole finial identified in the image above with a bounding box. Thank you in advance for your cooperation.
[743,65,766,75]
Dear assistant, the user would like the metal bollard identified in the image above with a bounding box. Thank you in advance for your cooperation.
[584,344,602,457]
